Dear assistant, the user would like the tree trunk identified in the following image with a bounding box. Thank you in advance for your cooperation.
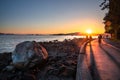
[114,29,117,39]
[113,24,120,39]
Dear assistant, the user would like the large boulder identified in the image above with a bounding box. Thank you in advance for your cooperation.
[12,41,48,69]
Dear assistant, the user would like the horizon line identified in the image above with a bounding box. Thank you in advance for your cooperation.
[0,32,103,35]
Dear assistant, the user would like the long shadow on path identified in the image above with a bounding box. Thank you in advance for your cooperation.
[88,42,101,80]
[99,44,120,69]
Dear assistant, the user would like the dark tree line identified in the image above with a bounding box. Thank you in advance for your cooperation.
[100,0,120,39]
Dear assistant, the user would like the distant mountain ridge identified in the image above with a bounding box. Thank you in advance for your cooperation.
[0,32,82,36]
[51,32,82,35]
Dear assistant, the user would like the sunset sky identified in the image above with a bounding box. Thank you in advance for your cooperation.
[0,0,107,34]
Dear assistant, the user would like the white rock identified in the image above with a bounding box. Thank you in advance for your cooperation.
[12,41,48,68]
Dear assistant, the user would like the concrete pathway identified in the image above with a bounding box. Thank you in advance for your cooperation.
[86,39,120,80]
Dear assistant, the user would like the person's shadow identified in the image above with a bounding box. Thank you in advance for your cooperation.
[99,41,120,68]
[88,42,101,80]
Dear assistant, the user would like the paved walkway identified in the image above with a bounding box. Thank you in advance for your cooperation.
[86,39,120,80]
[104,39,120,49]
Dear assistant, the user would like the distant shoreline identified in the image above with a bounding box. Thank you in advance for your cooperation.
[0,32,101,36]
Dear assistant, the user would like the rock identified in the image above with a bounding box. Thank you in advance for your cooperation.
[59,65,66,73]
[46,75,59,80]
[57,52,68,57]
[61,67,75,77]
[47,68,59,75]
[12,41,48,69]
[0,53,12,70]
[3,65,15,71]
[21,73,36,80]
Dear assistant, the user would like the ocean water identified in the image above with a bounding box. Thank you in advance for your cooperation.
[0,35,86,53]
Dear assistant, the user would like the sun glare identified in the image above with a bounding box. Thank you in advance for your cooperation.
[86,29,92,34]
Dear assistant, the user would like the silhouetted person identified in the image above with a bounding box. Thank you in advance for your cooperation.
[86,35,88,39]
[89,35,92,41]
[88,35,92,43]
[98,35,102,44]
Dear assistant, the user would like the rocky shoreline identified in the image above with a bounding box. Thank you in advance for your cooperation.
[0,38,87,80]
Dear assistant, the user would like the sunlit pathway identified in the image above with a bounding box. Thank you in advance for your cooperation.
[86,39,120,80]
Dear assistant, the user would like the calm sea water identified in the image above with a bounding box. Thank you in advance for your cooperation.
[0,35,87,53]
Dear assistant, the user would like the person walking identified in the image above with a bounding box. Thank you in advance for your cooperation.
[98,34,102,44]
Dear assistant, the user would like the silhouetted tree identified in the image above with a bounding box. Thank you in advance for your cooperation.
[100,0,120,39]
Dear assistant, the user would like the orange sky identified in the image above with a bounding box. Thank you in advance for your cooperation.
[0,19,105,34]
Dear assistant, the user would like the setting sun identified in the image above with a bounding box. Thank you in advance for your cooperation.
[86,29,92,34]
